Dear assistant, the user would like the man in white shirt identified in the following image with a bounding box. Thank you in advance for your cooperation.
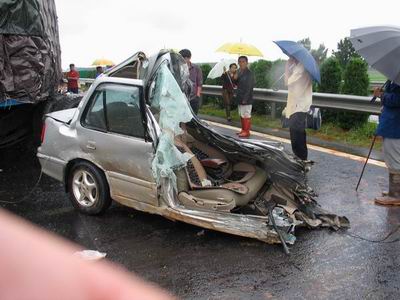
[284,57,312,161]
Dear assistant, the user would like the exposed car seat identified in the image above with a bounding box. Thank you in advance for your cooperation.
[175,135,268,212]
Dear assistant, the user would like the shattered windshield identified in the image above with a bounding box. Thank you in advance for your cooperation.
[170,52,190,90]
[150,63,194,188]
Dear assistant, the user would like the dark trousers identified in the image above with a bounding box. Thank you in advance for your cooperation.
[222,89,233,119]
[289,112,308,160]
[190,96,200,115]
[67,87,79,94]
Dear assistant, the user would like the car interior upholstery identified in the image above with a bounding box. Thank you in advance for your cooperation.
[174,130,268,212]
[109,65,138,79]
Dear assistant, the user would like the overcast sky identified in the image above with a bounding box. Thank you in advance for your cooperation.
[55,0,399,69]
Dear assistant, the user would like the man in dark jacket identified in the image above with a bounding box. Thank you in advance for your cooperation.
[374,81,400,205]
[236,56,254,138]
[179,49,203,115]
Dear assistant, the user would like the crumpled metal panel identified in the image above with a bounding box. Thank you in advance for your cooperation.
[0,0,61,103]
[157,178,291,245]
[185,119,350,230]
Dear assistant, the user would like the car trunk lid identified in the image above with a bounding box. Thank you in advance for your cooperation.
[46,108,77,124]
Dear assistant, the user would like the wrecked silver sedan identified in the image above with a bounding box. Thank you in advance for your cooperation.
[37,50,348,250]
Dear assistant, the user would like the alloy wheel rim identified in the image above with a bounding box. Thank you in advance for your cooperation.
[72,170,98,207]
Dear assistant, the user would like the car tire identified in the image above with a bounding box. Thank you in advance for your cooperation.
[68,161,111,215]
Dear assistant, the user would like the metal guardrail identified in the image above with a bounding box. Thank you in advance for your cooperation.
[370,81,386,89]
[81,78,386,89]
[80,78,95,84]
[79,78,381,115]
[202,85,381,115]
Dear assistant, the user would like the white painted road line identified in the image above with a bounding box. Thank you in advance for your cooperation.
[207,121,386,168]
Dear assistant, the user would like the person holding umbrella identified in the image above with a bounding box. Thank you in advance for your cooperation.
[221,63,238,122]
[373,83,400,205]
[206,59,237,121]
[274,41,320,161]
[236,56,255,138]
[215,41,263,136]
[284,56,312,160]
[349,26,400,204]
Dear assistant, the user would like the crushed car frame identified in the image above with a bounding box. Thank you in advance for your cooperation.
[37,50,349,252]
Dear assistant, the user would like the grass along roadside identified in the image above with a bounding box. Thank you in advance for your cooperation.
[368,69,386,82]
[199,104,382,150]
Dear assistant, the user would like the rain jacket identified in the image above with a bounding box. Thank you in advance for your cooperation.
[236,68,254,105]
[376,81,400,139]
[221,72,237,91]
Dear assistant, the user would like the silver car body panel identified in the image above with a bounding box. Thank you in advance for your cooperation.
[37,152,66,182]
[39,76,158,205]
[37,74,285,244]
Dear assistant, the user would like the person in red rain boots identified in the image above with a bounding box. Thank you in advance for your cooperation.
[236,56,255,138]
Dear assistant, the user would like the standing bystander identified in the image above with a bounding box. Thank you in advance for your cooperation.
[179,49,203,115]
[236,56,254,138]
[95,66,104,78]
[67,64,80,94]
[284,57,312,161]
[221,63,238,122]
[374,81,400,205]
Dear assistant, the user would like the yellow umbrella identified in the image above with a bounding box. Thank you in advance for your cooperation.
[216,42,263,57]
[92,58,115,66]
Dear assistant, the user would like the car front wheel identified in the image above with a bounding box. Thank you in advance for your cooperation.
[68,162,111,215]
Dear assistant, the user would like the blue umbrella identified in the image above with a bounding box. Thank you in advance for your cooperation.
[274,40,321,83]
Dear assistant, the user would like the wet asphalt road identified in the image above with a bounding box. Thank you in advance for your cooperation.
[1,126,400,300]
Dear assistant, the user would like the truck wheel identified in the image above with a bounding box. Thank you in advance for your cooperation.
[68,161,111,215]
[53,94,83,111]
[43,94,83,115]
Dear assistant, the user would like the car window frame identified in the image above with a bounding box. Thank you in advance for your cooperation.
[81,82,147,140]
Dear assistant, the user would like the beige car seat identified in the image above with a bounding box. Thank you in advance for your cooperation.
[175,135,267,212]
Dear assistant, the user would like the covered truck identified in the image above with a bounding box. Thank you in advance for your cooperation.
[0,0,77,147]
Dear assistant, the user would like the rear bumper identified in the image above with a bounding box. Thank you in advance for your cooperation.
[37,152,67,183]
